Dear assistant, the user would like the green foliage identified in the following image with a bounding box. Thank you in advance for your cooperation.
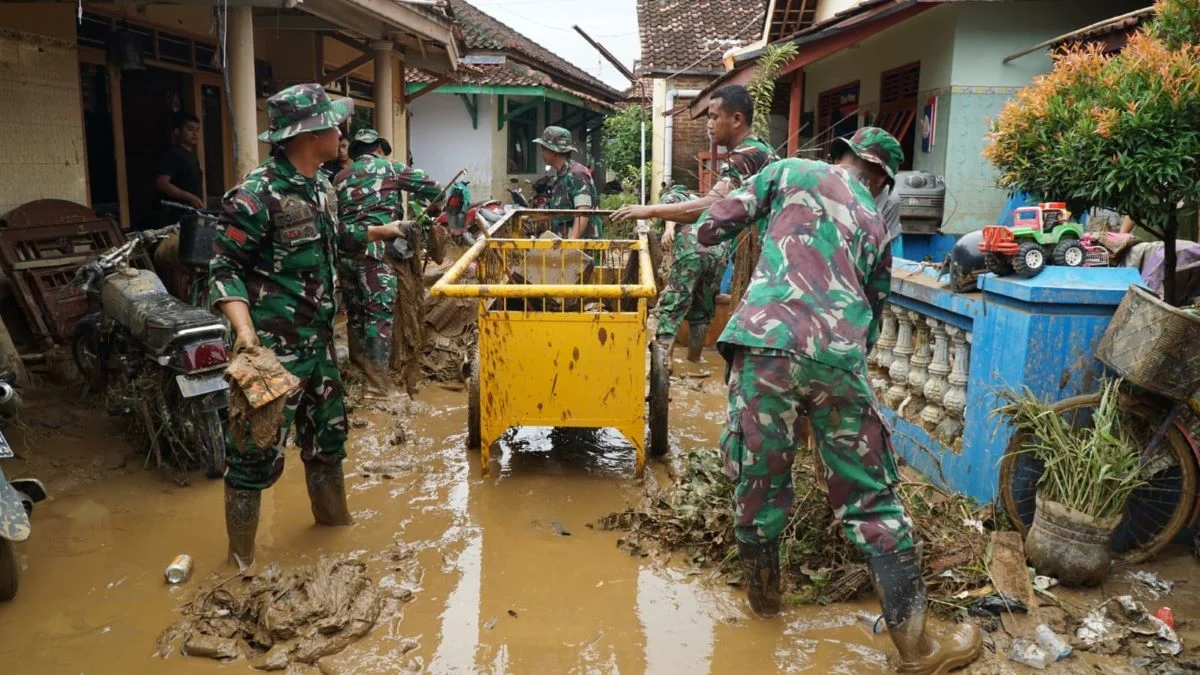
[602,104,648,183]
[998,379,1147,519]
[600,192,637,211]
[985,0,1200,304]
[748,42,798,140]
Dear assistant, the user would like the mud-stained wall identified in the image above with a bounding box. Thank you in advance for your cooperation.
[0,16,87,218]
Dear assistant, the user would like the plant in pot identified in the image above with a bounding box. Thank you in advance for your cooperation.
[999,379,1148,586]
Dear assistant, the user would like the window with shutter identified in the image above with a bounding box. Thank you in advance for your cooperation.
[815,81,860,159]
[875,62,921,170]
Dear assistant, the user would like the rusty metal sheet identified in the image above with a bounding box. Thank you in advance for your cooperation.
[0,199,146,348]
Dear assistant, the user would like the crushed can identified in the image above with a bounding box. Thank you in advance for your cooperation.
[165,554,194,584]
[1156,606,1175,629]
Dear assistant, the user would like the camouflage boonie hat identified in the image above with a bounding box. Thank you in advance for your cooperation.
[257,83,353,144]
[532,126,577,154]
[831,126,904,186]
[352,128,392,157]
[659,184,695,204]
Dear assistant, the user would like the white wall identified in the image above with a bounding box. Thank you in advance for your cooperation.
[409,93,495,198]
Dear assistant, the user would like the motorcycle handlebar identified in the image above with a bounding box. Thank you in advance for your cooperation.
[162,200,221,221]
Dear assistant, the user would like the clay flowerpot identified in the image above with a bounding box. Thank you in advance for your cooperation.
[1025,494,1122,587]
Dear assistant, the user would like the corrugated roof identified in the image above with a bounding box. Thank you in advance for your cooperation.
[635,0,768,75]
[409,62,617,109]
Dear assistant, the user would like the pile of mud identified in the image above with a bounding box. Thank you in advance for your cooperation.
[157,555,400,669]
[420,294,476,383]
[595,447,991,606]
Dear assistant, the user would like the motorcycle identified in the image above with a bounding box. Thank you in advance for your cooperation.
[439,179,505,245]
[0,372,45,601]
[73,226,231,479]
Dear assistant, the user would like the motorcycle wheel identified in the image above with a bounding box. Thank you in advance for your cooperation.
[196,406,227,480]
[71,331,106,396]
[0,539,18,601]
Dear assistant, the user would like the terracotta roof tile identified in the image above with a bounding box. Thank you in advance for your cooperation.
[448,0,623,101]
[636,0,768,75]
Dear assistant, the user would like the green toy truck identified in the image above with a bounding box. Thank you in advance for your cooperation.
[978,202,1087,278]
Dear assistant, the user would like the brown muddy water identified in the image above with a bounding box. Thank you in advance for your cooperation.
[0,352,903,675]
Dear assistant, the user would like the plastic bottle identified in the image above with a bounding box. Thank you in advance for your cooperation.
[855,610,888,634]
[1008,637,1049,669]
[1034,624,1072,661]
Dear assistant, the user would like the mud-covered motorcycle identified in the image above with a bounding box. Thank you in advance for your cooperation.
[0,372,47,601]
[73,226,230,478]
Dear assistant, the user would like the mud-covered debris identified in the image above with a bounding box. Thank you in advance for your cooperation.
[594,448,991,607]
[227,347,300,449]
[550,521,571,536]
[507,609,519,618]
[1126,570,1174,598]
[1076,595,1183,657]
[159,555,385,668]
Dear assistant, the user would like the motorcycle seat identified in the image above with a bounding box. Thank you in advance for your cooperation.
[128,294,225,355]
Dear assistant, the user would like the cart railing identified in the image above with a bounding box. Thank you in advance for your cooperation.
[430,208,657,303]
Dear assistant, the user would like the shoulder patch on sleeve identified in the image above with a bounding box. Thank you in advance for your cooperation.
[224,226,249,245]
[224,189,265,217]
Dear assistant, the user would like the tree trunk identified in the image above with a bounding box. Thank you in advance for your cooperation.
[1160,205,1180,307]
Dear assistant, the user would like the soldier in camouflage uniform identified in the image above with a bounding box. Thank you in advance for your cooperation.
[333,128,442,392]
[696,128,980,674]
[614,85,777,373]
[652,185,727,378]
[209,84,411,568]
[535,126,602,239]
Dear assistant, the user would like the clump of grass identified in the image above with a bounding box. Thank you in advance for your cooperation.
[998,378,1148,519]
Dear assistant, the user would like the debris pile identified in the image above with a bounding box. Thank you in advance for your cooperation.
[594,448,991,605]
[420,294,476,383]
[156,555,412,669]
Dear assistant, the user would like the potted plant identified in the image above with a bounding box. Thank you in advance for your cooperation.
[1000,379,1148,586]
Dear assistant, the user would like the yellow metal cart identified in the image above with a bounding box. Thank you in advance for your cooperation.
[429,209,669,475]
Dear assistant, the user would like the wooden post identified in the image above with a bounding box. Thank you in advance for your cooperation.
[787,70,804,158]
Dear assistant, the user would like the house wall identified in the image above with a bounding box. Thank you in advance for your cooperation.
[409,93,496,199]
[0,6,420,222]
[939,0,1146,233]
[665,74,714,192]
[804,0,1143,234]
[0,11,88,217]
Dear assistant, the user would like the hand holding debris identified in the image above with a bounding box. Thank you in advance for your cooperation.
[226,346,300,449]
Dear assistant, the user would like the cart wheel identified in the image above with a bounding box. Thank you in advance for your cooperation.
[466,357,481,450]
[648,342,670,457]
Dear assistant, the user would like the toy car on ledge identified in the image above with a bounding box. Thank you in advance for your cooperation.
[978,202,1102,278]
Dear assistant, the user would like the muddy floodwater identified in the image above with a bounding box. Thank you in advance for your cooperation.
[3,357,1198,674]
[0,359,906,675]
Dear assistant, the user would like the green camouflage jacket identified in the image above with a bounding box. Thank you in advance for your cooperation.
[334,153,442,259]
[659,186,727,262]
[697,158,891,373]
[210,153,357,351]
[547,160,602,238]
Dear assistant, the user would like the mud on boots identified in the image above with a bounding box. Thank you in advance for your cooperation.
[225,486,260,571]
[737,538,782,618]
[681,322,712,379]
[359,336,392,398]
[869,548,981,673]
[305,460,354,526]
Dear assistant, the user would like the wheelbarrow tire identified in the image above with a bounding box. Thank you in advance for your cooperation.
[648,343,670,457]
[466,357,481,450]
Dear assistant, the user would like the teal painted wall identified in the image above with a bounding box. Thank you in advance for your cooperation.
[801,0,1149,233]
[939,0,1148,233]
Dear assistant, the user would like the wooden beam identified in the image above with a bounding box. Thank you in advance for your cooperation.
[787,69,803,157]
[406,73,454,103]
[259,14,339,31]
[326,32,371,55]
[324,53,374,83]
[779,4,931,76]
[107,64,130,228]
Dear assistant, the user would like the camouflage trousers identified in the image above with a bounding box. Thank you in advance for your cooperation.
[656,252,725,339]
[339,255,397,341]
[721,347,916,556]
[225,343,349,490]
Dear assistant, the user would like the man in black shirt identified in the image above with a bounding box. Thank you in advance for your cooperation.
[156,111,205,226]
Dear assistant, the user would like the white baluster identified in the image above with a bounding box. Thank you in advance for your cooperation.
[904,312,932,419]
[936,328,971,442]
[886,306,914,410]
[872,307,899,394]
[921,319,952,431]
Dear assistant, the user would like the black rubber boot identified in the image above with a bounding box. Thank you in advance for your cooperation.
[304,461,354,526]
[361,337,392,395]
[224,486,261,570]
[737,538,782,618]
[869,548,981,674]
[686,322,709,362]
